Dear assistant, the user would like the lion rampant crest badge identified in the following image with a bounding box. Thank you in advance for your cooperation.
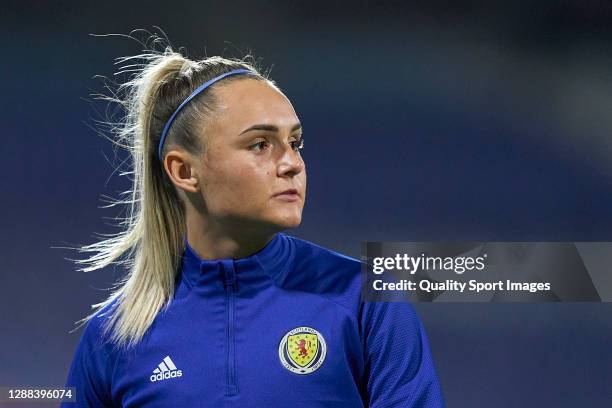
[278,326,327,374]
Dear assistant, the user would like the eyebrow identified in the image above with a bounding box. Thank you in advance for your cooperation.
[239,122,302,135]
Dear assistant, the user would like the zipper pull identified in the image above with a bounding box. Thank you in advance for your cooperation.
[222,260,236,287]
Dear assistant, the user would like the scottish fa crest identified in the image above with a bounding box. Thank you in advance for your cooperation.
[278,326,327,374]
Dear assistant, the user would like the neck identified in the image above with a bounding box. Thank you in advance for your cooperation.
[185,212,279,260]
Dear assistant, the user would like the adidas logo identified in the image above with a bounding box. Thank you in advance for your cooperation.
[150,356,183,382]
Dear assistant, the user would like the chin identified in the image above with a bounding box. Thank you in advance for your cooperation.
[268,212,302,230]
[275,216,302,229]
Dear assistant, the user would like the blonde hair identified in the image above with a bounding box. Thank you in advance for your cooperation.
[71,33,272,349]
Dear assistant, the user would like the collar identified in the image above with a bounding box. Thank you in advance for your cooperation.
[179,232,295,294]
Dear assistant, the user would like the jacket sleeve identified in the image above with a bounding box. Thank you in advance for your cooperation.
[61,314,117,407]
[360,301,445,408]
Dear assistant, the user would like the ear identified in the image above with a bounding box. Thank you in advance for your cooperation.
[163,149,199,194]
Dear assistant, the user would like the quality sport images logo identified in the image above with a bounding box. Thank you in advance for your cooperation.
[278,326,327,374]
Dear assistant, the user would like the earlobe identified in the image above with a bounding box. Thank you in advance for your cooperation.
[184,171,200,193]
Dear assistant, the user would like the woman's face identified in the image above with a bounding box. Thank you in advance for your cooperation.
[195,78,306,233]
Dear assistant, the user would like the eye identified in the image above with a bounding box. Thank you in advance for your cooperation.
[249,140,269,152]
[291,137,304,152]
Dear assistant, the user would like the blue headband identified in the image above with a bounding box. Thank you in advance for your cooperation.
[157,68,257,161]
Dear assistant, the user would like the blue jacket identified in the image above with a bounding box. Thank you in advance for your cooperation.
[62,232,445,407]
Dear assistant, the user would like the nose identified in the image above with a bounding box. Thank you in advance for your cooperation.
[277,143,305,177]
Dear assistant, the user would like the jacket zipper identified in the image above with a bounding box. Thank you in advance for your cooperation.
[223,260,238,396]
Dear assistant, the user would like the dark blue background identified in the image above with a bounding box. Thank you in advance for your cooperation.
[1,1,611,406]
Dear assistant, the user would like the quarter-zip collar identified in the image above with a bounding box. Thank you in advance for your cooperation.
[180,232,295,294]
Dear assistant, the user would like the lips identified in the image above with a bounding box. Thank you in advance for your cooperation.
[274,189,299,197]
[273,189,300,202]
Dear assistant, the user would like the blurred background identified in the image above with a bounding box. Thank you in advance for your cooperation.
[1,1,611,406]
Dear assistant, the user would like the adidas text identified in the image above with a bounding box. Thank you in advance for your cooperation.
[150,356,182,382]
[150,370,182,382]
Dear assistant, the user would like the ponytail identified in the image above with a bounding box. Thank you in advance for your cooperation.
[72,37,270,349]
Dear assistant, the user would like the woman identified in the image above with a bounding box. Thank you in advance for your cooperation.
[62,42,445,407]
